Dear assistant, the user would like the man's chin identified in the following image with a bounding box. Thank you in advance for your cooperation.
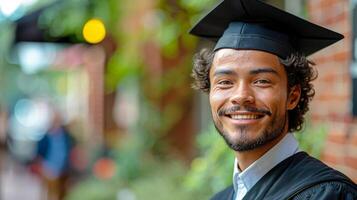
[219,129,283,152]
[224,137,264,152]
[213,122,283,151]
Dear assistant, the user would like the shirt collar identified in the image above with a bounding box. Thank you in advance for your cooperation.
[233,133,300,193]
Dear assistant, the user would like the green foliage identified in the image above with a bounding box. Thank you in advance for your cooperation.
[66,159,194,200]
[184,125,233,198]
[294,122,328,159]
[178,0,217,26]
[39,0,120,42]
[128,161,191,200]
[105,53,143,92]
[19,0,229,199]
[0,21,16,107]
[65,177,119,200]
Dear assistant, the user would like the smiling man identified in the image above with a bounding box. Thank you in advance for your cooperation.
[190,0,357,199]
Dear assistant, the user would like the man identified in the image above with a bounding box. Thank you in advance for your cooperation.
[31,107,74,200]
[189,0,357,199]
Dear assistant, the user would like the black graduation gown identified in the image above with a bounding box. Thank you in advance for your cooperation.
[210,152,357,200]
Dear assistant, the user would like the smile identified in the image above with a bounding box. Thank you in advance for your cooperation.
[224,112,266,121]
[230,114,262,120]
[224,113,265,125]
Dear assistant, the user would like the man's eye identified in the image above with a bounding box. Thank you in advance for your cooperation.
[254,79,271,85]
[217,80,232,85]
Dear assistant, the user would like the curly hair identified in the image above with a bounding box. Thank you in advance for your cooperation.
[191,48,317,132]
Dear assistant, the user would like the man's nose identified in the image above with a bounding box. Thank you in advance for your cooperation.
[229,82,255,105]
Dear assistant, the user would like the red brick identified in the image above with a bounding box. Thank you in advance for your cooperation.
[312,0,347,12]
[314,94,333,102]
[334,166,357,182]
[351,133,357,146]
[333,51,350,62]
[336,26,351,38]
[351,173,357,184]
[310,100,328,112]
[311,114,323,121]
[326,113,352,122]
[321,151,341,165]
[314,93,350,104]
[327,132,347,144]
[325,4,348,25]
[344,156,357,169]
[306,0,355,175]
[341,73,351,82]
[307,1,316,13]
[342,32,352,41]
[313,56,329,65]
[347,144,357,157]
[308,0,350,26]
[342,115,353,123]
[320,73,336,82]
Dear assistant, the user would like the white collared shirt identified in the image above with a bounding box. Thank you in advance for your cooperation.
[233,133,300,200]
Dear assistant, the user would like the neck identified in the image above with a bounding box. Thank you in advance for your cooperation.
[235,131,288,171]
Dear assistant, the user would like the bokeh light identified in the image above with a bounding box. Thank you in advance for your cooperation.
[10,98,53,141]
[82,18,106,44]
[93,158,117,180]
[0,0,37,20]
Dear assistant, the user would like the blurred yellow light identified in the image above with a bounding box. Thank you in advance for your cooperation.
[82,19,106,44]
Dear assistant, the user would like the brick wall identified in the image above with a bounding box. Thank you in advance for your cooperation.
[307,0,357,182]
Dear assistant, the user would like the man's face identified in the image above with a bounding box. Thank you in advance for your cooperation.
[209,49,299,151]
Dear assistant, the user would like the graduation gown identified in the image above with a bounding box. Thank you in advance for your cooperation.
[210,152,357,200]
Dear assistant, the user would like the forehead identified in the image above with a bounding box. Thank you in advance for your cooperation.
[212,49,282,69]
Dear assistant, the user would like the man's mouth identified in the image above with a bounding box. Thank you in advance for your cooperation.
[227,113,265,120]
[218,105,272,118]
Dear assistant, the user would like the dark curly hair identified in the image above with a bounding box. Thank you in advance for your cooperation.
[191,48,317,132]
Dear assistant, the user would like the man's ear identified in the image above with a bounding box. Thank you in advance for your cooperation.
[287,85,301,110]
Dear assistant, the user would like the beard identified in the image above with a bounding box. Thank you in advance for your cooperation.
[213,105,287,152]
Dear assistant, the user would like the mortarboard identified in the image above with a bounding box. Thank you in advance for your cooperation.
[189,0,344,58]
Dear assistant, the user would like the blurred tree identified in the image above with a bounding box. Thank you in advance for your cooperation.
[1,0,232,199]
[184,125,233,198]
[0,22,16,108]
[294,121,328,159]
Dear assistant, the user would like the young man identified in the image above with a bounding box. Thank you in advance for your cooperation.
[190,0,357,199]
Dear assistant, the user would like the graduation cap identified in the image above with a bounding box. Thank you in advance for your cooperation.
[189,0,344,58]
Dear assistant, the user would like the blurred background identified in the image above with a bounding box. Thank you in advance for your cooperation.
[0,0,356,199]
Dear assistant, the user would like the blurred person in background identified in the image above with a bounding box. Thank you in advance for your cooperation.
[30,106,75,200]
[190,0,357,199]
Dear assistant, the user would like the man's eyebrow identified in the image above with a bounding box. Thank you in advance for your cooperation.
[213,69,237,77]
[250,68,279,75]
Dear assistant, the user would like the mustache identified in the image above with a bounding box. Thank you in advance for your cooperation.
[218,105,272,116]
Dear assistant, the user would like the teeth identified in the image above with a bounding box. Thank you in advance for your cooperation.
[230,114,259,120]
